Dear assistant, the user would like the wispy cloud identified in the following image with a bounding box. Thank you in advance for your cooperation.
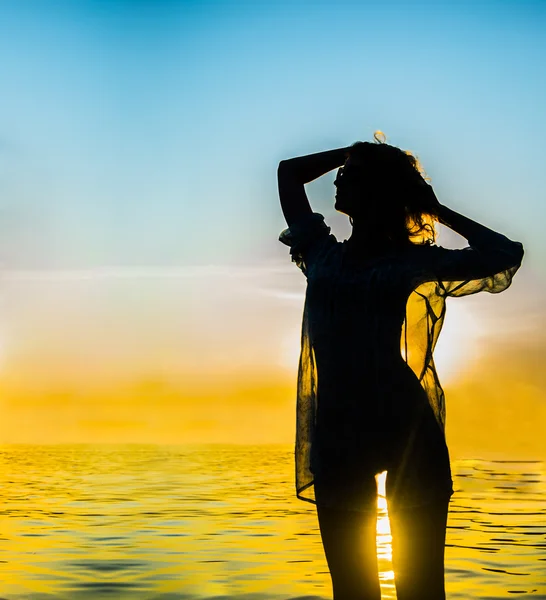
[0,263,296,282]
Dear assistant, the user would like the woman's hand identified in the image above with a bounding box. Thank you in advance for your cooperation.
[419,181,442,218]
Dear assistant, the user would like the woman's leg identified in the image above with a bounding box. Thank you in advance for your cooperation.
[385,402,453,600]
[314,469,381,600]
[316,502,381,600]
[388,497,450,600]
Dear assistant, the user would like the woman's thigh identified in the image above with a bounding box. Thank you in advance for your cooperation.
[314,465,378,513]
[388,498,450,600]
[316,494,381,600]
[385,402,453,511]
[385,404,452,599]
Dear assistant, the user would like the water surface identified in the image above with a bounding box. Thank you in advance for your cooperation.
[0,444,544,599]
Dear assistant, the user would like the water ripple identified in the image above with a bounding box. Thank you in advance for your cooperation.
[0,445,543,599]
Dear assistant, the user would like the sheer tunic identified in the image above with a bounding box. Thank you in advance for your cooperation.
[279,212,524,510]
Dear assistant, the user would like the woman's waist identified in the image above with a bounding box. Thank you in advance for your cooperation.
[312,323,403,352]
[316,349,415,377]
[316,358,428,412]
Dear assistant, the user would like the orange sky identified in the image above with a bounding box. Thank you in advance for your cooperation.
[0,253,544,460]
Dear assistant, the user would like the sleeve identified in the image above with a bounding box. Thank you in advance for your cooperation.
[278,212,337,275]
[415,230,524,298]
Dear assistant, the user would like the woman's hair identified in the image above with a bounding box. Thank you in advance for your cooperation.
[345,131,436,245]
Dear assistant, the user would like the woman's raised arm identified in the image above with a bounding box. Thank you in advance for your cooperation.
[435,202,524,270]
[278,146,349,227]
[417,186,524,288]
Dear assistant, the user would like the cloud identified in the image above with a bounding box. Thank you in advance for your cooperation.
[0,263,296,281]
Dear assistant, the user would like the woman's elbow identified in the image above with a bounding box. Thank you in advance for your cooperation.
[512,241,524,266]
[500,240,524,271]
[278,160,292,176]
[483,240,524,272]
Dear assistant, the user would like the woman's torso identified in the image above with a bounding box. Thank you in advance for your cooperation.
[306,241,432,449]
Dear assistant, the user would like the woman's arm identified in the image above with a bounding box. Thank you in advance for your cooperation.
[436,203,523,261]
[411,194,524,291]
[420,183,523,260]
[278,147,349,227]
[422,201,524,293]
[420,184,525,284]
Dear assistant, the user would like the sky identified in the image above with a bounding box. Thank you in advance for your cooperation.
[0,0,545,457]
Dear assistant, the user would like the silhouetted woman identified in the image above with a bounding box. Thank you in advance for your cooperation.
[277,134,524,600]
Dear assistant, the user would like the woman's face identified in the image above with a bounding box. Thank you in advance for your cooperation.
[334,156,380,218]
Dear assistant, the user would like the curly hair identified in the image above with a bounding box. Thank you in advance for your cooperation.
[344,131,437,246]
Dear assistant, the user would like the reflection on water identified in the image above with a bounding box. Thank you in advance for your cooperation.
[0,444,544,599]
[376,473,395,597]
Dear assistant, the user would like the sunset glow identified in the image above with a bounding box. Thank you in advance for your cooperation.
[0,1,541,462]
[0,2,543,598]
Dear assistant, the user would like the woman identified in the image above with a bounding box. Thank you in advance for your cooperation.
[277,134,524,600]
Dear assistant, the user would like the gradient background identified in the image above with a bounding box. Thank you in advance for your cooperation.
[0,0,544,458]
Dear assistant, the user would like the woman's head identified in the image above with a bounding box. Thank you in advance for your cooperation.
[334,132,436,245]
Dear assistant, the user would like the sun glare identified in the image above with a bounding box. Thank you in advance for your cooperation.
[433,301,484,384]
[376,471,393,565]
[279,328,301,371]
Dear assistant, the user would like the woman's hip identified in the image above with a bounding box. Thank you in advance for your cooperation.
[312,402,453,511]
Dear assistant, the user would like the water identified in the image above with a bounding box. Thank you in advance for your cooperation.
[0,444,544,599]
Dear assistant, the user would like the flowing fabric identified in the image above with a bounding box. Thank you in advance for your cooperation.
[279,212,524,510]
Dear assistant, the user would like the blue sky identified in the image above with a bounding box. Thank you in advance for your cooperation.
[0,0,544,269]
